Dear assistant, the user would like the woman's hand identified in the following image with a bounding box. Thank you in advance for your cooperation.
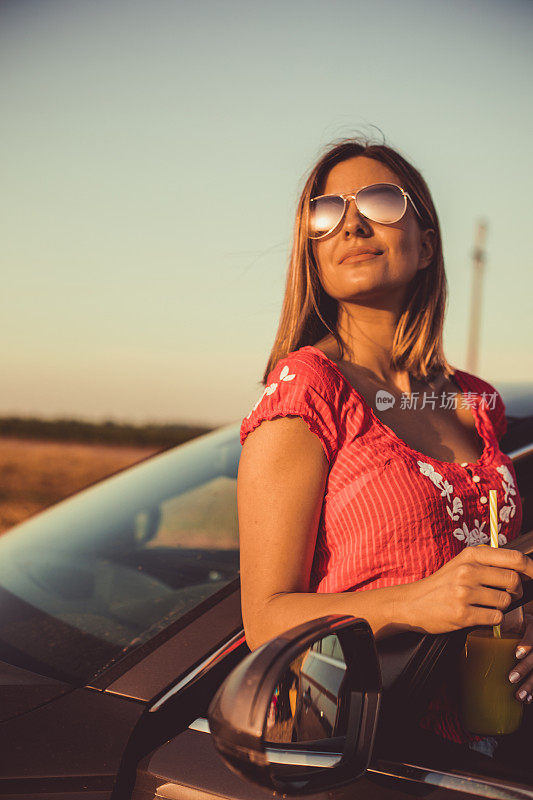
[403,544,533,635]
[508,613,533,705]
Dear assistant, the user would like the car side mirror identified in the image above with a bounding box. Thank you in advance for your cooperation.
[207,615,381,794]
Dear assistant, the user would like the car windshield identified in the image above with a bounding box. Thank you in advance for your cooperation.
[0,425,241,684]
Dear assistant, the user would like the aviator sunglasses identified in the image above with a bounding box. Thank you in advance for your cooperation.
[308,182,422,239]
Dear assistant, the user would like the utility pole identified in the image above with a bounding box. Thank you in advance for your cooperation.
[465,221,487,374]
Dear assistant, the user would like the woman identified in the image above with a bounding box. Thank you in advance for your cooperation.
[237,139,533,757]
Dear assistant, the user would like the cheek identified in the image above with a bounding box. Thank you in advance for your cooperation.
[388,228,421,264]
[313,241,330,267]
[313,242,335,281]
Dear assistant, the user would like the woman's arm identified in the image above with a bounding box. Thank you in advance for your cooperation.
[238,416,533,651]
[238,416,418,649]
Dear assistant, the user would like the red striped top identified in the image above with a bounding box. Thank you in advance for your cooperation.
[240,345,523,745]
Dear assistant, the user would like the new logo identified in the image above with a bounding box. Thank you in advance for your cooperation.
[375,390,396,411]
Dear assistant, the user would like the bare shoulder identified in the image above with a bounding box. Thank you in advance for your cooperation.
[312,335,341,361]
[240,414,327,464]
[238,416,329,526]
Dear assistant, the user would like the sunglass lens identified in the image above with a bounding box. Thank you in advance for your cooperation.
[356,184,406,224]
[309,195,345,238]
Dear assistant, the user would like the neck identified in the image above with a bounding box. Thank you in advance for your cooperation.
[333,294,414,393]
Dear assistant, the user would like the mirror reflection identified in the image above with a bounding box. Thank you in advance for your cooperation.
[264,634,348,744]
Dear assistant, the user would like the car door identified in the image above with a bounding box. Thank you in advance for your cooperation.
[129,557,533,800]
[129,591,533,800]
[129,427,533,800]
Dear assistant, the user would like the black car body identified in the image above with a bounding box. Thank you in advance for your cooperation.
[0,386,531,799]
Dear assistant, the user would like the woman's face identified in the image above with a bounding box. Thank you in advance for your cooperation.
[311,156,434,306]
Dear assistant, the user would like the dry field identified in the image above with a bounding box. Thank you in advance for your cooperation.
[0,437,159,534]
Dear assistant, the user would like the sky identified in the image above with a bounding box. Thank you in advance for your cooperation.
[2,0,532,426]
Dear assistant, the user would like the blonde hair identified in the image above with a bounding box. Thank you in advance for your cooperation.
[262,138,452,384]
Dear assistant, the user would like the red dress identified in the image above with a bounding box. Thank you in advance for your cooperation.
[240,345,523,745]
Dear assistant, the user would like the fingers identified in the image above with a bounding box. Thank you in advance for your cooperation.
[475,565,523,601]
[507,615,533,703]
[420,548,531,634]
[515,613,533,661]
[469,546,533,582]
[453,561,523,601]
[508,650,533,704]
[469,585,513,612]
[465,604,503,629]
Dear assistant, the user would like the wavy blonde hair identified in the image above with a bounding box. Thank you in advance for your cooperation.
[262,138,452,384]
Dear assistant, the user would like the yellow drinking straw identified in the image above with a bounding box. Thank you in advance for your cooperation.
[489,489,501,638]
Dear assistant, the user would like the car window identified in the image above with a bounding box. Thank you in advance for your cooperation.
[320,634,344,662]
[146,475,238,550]
[0,426,241,684]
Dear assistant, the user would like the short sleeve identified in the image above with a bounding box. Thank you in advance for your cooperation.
[456,370,507,441]
[486,387,507,441]
[240,351,339,463]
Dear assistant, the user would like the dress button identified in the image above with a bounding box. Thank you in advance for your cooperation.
[480,496,487,504]
[461,462,468,467]
[473,475,480,483]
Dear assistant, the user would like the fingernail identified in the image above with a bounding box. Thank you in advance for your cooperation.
[516,647,527,659]
[517,689,527,700]
[509,671,521,683]
[527,695,533,704]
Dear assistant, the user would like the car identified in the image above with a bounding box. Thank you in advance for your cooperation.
[291,633,348,741]
[0,385,531,800]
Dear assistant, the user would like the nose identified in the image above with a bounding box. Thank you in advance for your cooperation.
[342,197,372,237]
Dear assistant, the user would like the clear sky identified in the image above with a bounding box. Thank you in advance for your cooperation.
[2,0,532,426]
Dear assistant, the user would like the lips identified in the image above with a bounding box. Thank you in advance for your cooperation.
[339,247,383,264]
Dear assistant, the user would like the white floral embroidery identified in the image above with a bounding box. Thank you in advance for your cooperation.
[497,464,515,496]
[417,461,459,520]
[453,519,489,547]
[497,469,517,509]
[500,504,515,524]
[496,464,517,529]
[417,460,511,546]
[446,496,463,522]
[451,522,468,543]
[418,462,435,477]
[428,470,444,490]
[246,365,296,419]
[279,365,296,383]
[440,479,454,502]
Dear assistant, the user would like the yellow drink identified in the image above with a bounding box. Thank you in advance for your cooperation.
[460,629,523,735]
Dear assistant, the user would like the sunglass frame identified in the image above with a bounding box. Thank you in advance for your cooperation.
[308,182,422,240]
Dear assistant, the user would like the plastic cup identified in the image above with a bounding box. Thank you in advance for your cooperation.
[459,628,524,735]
